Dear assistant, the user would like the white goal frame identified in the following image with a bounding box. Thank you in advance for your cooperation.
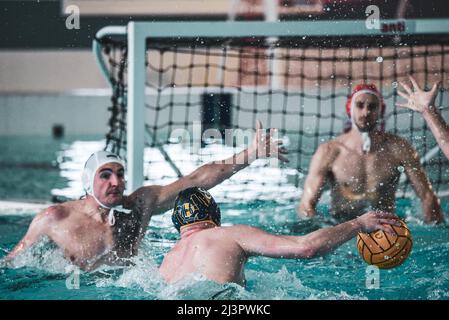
[93,19,449,192]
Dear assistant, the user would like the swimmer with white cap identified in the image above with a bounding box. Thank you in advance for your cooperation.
[81,151,130,226]
[297,83,444,224]
[3,120,289,271]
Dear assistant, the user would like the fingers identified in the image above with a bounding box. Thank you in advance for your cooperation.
[254,125,290,162]
[395,102,409,109]
[275,140,284,146]
[409,75,421,92]
[278,146,288,154]
[397,90,409,100]
[269,128,278,141]
[431,82,440,94]
[378,224,396,236]
[378,218,402,227]
[399,81,413,95]
[372,211,398,219]
[263,128,277,142]
[277,154,290,163]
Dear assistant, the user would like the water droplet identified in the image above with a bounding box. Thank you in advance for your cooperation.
[376,56,384,63]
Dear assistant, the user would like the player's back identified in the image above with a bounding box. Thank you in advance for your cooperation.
[159,226,247,285]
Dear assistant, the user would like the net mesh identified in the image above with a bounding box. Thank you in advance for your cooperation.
[97,35,449,202]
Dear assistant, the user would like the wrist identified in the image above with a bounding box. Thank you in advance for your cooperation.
[352,217,363,232]
[246,145,258,163]
[422,105,439,118]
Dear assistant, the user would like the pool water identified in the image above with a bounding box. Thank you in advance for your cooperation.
[1,137,449,300]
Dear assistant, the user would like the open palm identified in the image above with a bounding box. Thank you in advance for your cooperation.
[251,120,289,163]
[396,75,440,113]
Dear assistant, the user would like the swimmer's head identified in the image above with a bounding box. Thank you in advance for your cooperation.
[82,151,125,208]
[345,84,386,132]
[172,187,221,232]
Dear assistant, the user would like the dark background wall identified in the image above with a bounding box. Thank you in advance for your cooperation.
[2,0,449,49]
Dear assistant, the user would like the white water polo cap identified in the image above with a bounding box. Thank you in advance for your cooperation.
[82,151,125,196]
[81,151,130,225]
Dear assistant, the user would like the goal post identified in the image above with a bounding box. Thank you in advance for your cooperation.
[93,19,449,199]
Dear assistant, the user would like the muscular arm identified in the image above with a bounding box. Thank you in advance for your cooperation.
[133,120,288,217]
[128,147,258,219]
[401,139,445,224]
[297,143,332,219]
[152,146,257,212]
[2,209,51,264]
[422,107,449,161]
[233,211,399,259]
[397,76,449,160]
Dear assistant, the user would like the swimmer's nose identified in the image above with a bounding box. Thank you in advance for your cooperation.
[109,173,120,186]
[361,105,371,116]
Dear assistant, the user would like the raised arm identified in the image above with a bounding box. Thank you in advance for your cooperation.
[397,75,449,160]
[400,139,445,224]
[233,211,400,259]
[297,143,333,219]
[146,120,288,214]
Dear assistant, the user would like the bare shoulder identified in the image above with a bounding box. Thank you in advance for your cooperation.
[223,224,255,233]
[28,203,71,233]
[40,202,74,221]
[383,133,416,154]
[221,224,267,238]
[125,185,160,208]
[318,138,340,153]
[312,138,341,165]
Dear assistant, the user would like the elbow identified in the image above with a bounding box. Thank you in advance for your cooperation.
[298,245,319,259]
[422,190,440,208]
[187,166,209,187]
[422,192,444,224]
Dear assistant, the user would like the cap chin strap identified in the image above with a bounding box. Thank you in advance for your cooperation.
[91,192,131,226]
[360,132,371,153]
[351,117,374,153]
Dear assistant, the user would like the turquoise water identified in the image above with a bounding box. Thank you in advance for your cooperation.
[1,137,449,300]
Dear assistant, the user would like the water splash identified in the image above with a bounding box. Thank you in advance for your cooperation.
[6,238,70,274]
[246,266,367,300]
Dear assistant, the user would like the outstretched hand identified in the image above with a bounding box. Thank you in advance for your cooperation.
[250,120,289,163]
[356,211,401,235]
[396,75,440,113]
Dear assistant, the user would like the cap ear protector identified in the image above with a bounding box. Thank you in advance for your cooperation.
[172,187,221,232]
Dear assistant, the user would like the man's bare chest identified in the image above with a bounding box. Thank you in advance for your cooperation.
[330,150,402,188]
